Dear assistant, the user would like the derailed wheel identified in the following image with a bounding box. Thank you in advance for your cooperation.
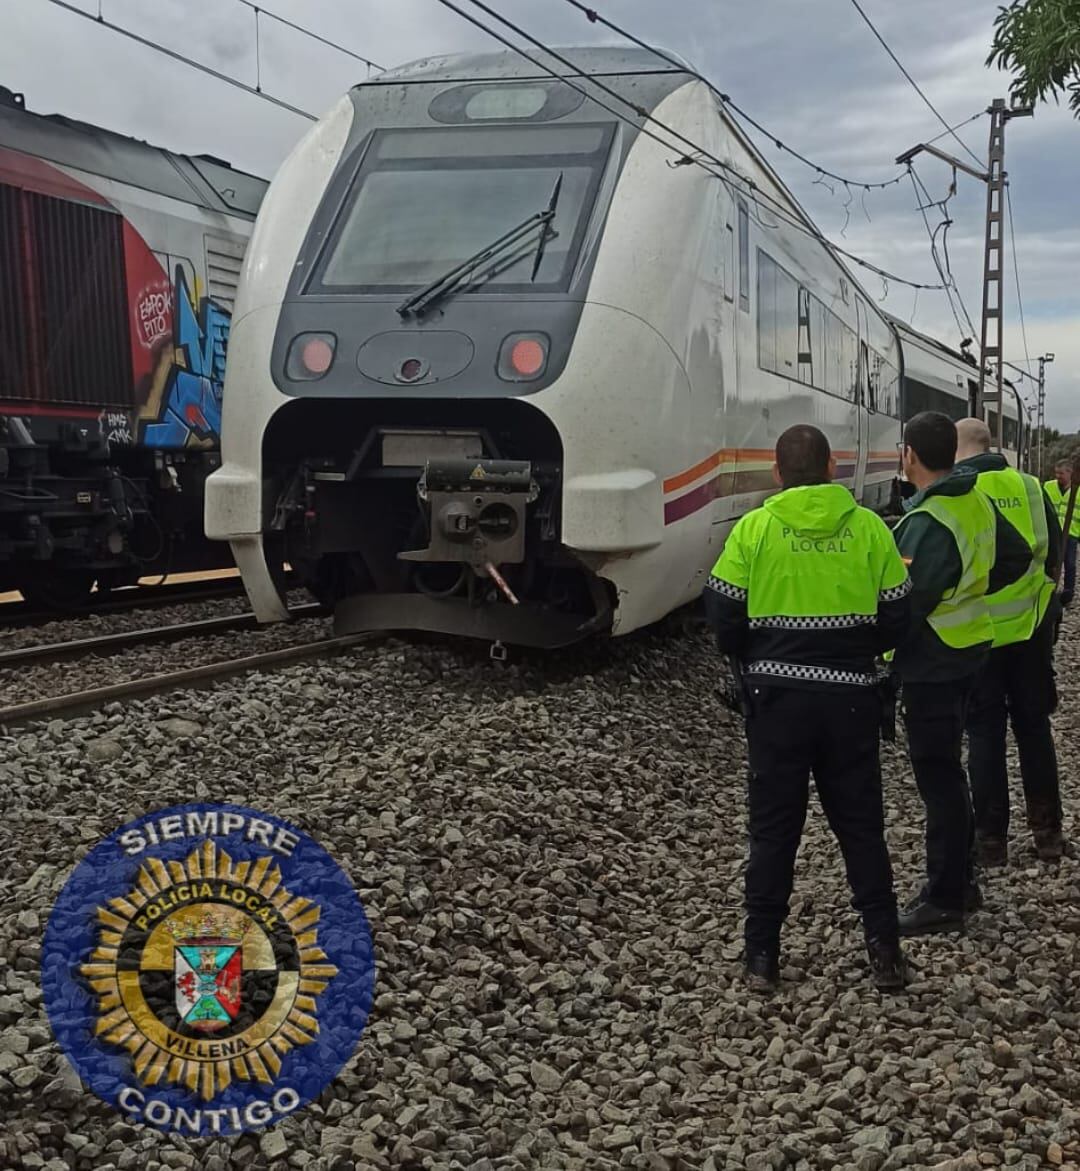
[15,570,98,613]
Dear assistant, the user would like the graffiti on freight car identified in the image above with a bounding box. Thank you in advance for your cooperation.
[142,266,231,448]
[137,287,171,349]
[99,410,134,446]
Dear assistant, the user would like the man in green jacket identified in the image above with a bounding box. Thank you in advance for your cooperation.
[1043,460,1080,605]
[957,418,1064,863]
[891,412,1031,936]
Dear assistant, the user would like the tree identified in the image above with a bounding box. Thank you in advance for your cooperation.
[1045,432,1080,470]
[987,0,1080,116]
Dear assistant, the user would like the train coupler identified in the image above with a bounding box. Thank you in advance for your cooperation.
[400,458,539,568]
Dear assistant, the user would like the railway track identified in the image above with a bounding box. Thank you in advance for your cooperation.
[0,576,254,628]
[0,601,371,727]
[0,602,325,669]
[0,632,374,726]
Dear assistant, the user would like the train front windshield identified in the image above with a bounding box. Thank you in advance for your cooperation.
[310,123,614,294]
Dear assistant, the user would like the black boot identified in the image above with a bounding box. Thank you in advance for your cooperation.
[1033,827,1065,861]
[898,894,964,937]
[743,951,779,992]
[866,939,907,990]
[975,835,1007,868]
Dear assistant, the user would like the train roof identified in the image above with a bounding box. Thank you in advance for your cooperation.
[0,86,267,218]
[375,46,694,84]
[887,314,978,366]
[887,312,1019,396]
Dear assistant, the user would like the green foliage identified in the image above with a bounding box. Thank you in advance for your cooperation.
[988,0,1080,115]
[1044,432,1080,471]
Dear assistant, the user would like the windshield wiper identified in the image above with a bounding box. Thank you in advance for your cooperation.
[530,172,563,281]
[396,173,564,318]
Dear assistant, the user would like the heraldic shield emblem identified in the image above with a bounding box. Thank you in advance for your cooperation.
[42,804,376,1137]
[173,927,244,1030]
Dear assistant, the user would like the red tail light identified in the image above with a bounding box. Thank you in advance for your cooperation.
[498,333,549,382]
[286,333,336,381]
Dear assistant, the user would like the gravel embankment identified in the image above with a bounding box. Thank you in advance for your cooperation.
[1,609,1079,1170]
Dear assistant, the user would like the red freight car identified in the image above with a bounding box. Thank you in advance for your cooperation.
[0,87,266,608]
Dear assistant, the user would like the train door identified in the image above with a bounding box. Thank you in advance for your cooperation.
[852,301,870,501]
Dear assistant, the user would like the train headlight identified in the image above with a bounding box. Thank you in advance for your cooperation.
[497,333,549,382]
[287,333,337,380]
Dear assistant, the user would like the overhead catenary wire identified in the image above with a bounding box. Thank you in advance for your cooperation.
[45,0,318,120]
[558,0,905,191]
[924,109,987,149]
[907,167,970,344]
[908,164,980,343]
[232,0,384,74]
[1005,182,1033,374]
[846,0,984,170]
[431,0,947,292]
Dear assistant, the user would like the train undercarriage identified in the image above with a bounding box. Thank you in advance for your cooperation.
[0,414,227,608]
[263,397,614,648]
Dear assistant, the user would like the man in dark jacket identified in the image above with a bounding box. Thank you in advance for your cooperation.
[705,424,911,992]
[956,418,1065,863]
[891,412,1032,936]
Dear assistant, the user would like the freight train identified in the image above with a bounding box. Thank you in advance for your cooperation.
[0,87,266,608]
[206,48,1024,648]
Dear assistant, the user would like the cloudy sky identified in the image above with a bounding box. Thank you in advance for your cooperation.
[4,0,1078,427]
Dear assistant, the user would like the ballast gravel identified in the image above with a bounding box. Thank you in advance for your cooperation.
[1,608,1079,1170]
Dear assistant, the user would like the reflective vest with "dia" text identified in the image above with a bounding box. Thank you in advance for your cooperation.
[894,488,995,650]
[977,466,1054,646]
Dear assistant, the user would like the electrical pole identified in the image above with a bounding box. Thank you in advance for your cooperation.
[896,97,1032,453]
[1037,353,1055,480]
[977,99,1032,450]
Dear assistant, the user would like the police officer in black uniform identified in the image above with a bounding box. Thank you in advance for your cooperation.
[705,425,912,991]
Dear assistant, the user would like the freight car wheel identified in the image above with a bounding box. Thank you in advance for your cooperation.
[15,571,98,613]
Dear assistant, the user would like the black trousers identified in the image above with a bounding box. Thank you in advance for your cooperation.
[902,679,976,910]
[967,609,1061,839]
[743,686,897,954]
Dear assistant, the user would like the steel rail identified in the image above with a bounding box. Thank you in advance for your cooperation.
[0,575,302,628]
[0,632,375,726]
[0,603,325,668]
[0,580,243,626]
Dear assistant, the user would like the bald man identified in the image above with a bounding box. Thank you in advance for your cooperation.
[956,418,1065,863]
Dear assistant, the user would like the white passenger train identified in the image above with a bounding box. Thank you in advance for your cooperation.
[890,317,1025,467]
[206,48,1024,647]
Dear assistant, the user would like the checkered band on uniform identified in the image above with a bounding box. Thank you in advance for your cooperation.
[748,614,877,630]
[744,660,877,686]
[705,575,747,601]
[879,579,912,602]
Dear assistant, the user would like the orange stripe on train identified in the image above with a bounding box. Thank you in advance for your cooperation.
[663,448,898,495]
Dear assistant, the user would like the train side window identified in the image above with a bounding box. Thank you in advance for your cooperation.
[774,267,798,373]
[838,325,852,402]
[861,343,875,412]
[824,311,843,398]
[725,224,735,302]
[809,295,826,390]
[738,202,750,312]
[757,252,777,371]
